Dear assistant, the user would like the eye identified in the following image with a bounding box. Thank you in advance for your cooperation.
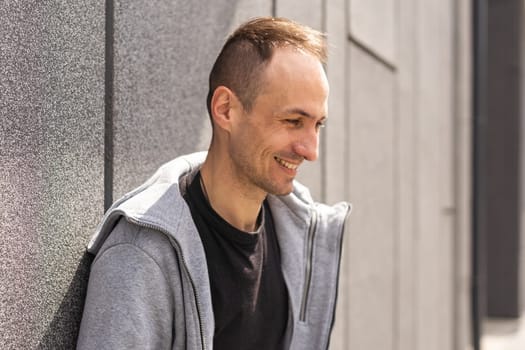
[316,120,326,130]
[285,119,301,126]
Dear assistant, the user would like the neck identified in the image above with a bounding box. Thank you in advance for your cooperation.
[200,150,266,232]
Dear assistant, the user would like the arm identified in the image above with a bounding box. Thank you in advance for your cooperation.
[77,243,173,350]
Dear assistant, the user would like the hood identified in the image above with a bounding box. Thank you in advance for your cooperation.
[88,151,347,255]
[88,152,207,254]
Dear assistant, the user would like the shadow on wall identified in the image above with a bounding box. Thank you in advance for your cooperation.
[37,252,94,349]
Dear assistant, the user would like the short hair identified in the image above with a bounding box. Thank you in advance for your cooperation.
[206,17,327,117]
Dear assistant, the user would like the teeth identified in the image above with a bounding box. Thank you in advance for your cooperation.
[275,157,298,170]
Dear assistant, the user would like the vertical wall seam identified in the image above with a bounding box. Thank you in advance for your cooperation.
[472,0,487,347]
[345,0,352,205]
[518,0,525,321]
[321,0,328,203]
[344,0,351,344]
[272,0,276,17]
[104,0,114,211]
[409,0,418,347]
[412,0,420,346]
[451,0,462,348]
[393,0,400,348]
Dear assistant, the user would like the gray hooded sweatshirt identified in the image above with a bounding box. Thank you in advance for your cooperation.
[77,152,351,350]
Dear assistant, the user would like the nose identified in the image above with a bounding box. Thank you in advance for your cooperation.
[293,128,319,162]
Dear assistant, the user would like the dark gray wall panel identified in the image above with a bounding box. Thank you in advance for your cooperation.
[486,0,524,317]
[112,0,244,198]
[0,2,104,348]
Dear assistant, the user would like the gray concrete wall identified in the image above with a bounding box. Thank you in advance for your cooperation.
[0,2,105,348]
[0,1,472,349]
[322,0,473,349]
[112,0,272,200]
[0,1,271,348]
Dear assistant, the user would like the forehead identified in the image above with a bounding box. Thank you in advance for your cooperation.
[256,47,329,116]
[265,47,327,85]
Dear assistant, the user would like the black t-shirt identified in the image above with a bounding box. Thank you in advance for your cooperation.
[183,172,289,350]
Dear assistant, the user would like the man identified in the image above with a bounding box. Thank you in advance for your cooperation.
[77,17,350,350]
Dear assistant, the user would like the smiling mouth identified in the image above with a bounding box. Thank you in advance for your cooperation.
[275,156,299,170]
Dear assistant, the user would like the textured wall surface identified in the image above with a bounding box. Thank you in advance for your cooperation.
[113,1,231,199]
[0,2,104,349]
[112,0,272,199]
[0,1,273,348]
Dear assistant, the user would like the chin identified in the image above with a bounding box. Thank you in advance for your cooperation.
[257,176,295,196]
[267,184,294,196]
[280,189,294,196]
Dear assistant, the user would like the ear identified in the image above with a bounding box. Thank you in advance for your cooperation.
[210,86,242,133]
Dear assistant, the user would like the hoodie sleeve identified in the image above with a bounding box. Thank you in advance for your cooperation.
[76,243,174,350]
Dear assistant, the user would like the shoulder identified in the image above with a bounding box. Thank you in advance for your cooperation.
[93,218,180,280]
[79,219,179,349]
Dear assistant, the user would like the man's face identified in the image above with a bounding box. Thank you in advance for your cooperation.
[228,47,329,196]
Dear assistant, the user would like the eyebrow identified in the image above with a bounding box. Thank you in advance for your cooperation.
[281,108,327,120]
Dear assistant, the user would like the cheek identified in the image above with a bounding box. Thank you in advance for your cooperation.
[236,118,288,156]
[267,130,294,150]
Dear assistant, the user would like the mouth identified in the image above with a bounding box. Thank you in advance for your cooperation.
[274,156,299,170]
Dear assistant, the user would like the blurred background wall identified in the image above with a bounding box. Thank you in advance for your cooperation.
[0,0,523,349]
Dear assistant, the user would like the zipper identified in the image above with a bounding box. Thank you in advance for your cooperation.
[126,217,207,350]
[299,208,318,322]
